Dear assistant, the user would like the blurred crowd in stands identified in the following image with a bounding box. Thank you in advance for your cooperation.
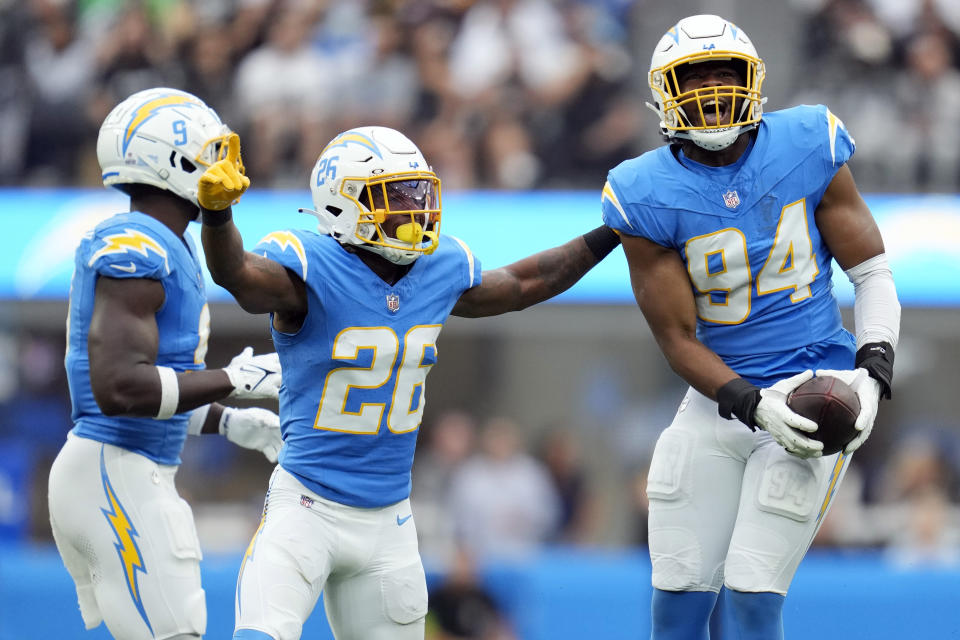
[2,0,960,193]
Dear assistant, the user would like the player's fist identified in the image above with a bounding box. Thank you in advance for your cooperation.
[220,406,282,462]
[198,132,250,211]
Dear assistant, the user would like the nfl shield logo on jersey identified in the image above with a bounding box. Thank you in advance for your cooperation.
[722,190,741,209]
[386,293,400,313]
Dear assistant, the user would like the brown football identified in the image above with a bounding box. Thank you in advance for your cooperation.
[786,375,861,455]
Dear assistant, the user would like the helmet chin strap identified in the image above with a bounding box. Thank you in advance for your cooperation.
[684,124,752,151]
[360,243,420,265]
[668,96,760,151]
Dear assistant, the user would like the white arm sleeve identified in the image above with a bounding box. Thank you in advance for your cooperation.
[845,253,900,350]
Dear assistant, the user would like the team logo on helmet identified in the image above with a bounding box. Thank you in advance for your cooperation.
[122,94,206,155]
[320,131,383,159]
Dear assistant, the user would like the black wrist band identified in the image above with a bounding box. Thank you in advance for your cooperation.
[201,206,232,227]
[717,377,762,429]
[583,225,620,260]
[855,341,894,399]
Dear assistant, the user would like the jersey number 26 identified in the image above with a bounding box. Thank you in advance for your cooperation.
[315,325,441,435]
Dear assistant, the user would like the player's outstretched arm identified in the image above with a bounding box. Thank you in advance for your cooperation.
[450,226,620,318]
[198,133,306,316]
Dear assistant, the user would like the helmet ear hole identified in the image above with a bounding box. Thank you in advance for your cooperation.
[325,205,342,217]
[179,156,197,173]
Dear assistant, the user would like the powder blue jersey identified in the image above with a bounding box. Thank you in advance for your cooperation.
[602,105,857,386]
[256,230,481,508]
[66,212,209,465]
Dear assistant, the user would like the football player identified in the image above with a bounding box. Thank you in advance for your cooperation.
[48,88,285,640]
[600,15,900,640]
[197,125,621,640]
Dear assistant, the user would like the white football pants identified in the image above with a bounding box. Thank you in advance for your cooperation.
[646,387,849,595]
[234,466,427,640]
[48,433,205,639]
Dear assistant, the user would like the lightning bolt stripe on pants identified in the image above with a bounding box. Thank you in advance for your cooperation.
[99,447,154,636]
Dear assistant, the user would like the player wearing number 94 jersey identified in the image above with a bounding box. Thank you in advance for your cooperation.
[602,14,899,640]
[198,125,621,640]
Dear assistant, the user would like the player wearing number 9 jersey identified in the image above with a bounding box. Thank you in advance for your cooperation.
[602,14,899,640]
[49,87,283,640]
[198,125,621,640]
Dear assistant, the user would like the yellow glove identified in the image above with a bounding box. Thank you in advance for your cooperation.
[198,133,250,210]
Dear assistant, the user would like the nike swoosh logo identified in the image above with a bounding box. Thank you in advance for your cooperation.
[110,262,137,273]
[239,364,272,390]
[396,514,412,526]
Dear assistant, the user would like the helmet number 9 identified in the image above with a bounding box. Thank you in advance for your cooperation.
[172,120,188,146]
[316,156,339,186]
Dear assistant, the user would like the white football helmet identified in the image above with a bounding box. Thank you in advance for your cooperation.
[97,87,240,207]
[302,126,441,265]
[647,15,766,151]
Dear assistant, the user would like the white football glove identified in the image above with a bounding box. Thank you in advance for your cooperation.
[223,347,282,400]
[220,406,282,463]
[814,368,881,455]
[754,370,824,459]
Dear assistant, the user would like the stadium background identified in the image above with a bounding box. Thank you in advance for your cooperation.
[2,0,960,638]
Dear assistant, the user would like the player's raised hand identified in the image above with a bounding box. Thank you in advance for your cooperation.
[220,406,282,462]
[814,368,880,455]
[198,132,250,210]
[223,347,282,400]
[755,370,824,458]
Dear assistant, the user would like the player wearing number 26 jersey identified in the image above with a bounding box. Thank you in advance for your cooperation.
[604,15,899,640]
[199,125,620,640]
[257,229,479,507]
